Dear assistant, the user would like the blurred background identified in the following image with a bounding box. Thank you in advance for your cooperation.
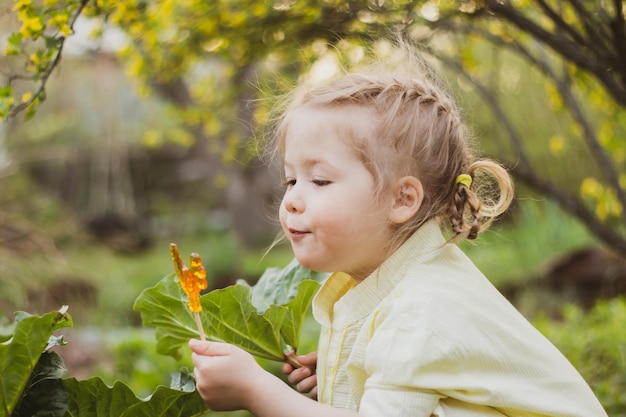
[1,0,625,414]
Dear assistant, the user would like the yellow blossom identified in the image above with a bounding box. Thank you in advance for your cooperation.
[580,177,601,199]
[13,0,32,11]
[548,135,565,156]
[19,16,44,38]
[60,24,72,37]
[4,45,18,56]
[21,92,32,103]
[142,131,159,147]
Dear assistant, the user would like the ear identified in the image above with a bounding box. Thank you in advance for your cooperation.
[388,176,423,224]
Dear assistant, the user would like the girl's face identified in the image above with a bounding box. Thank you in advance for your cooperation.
[279,104,393,281]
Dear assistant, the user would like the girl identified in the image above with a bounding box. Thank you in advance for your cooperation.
[189,50,608,416]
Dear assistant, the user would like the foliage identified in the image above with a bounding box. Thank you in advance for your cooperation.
[62,375,208,417]
[0,306,71,416]
[0,306,210,417]
[1,0,88,121]
[13,351,68,417]
[0,258,326,416]
[134,258,327,363]
[534,298,626,417]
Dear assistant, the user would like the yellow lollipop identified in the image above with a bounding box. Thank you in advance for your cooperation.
[170,243,207,340]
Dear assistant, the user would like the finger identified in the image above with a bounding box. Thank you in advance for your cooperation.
[281,362,294,375]
[296,374,317,394]
[309,386,318,400]
[296,351,318,367]
[287,365,311,385]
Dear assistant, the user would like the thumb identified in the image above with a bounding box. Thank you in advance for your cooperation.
[189,339,239,357]
[188,338,211,355]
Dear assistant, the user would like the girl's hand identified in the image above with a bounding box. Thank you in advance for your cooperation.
[189,339,269,411]
[282,351,318,400]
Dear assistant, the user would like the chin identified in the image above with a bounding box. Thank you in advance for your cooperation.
[293,256,323,272]
[295,257,315,270]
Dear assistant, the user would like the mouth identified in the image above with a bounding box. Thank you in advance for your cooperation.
[288,228,309,239]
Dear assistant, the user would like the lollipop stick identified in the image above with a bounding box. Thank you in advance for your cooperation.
[194,311,206,341]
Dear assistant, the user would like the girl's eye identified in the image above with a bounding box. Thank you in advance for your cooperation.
[283,178,296,187]
[312,179,331,186]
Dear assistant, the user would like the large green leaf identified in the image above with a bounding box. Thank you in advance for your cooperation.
[62,374,208,417]
[13,351,68,417]
[0,307,72,416]
[244,258,328,312]
[134,259,327,362]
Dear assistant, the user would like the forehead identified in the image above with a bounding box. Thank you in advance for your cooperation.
[281,103,376,152]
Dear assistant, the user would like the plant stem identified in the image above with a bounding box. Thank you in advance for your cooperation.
[284,350,303,368]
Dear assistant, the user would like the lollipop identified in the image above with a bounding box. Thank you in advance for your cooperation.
[170,243,207,340]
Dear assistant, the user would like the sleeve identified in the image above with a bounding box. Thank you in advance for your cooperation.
[357,307,455,417]
[356,296,609,417]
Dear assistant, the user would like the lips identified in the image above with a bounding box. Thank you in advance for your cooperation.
[288,228,309,240]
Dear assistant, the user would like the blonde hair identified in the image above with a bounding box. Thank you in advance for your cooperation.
[268,48,513,246]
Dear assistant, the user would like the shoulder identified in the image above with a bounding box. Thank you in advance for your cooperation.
[379,243,497,317]
[369,245,542,348]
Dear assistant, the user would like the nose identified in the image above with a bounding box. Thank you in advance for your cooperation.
[282,187,304,214]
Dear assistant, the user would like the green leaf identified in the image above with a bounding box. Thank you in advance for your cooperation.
[133,272,204,361]
[243,258,327,312]
[0,86,13,99]
[7,32,22,47]
[169,370,196,392]
[198,284,289,360]
[62,376,208,417]
[12,351,68,417]
[0,307,72,416]
[134,259,327,362]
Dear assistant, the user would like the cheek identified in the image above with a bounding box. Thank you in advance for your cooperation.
[315,206,358,237]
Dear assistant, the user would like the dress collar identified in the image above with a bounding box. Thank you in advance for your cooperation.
[312,219,447,327]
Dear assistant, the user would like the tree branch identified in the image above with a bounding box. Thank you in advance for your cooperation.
[609,0,626,87]
[481,0,626,106]
[535,0,587,47]
[564,0,613,57]
[553,62,626,225]
[8,0,90,119]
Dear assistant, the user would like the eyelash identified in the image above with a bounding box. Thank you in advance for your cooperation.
[282,179,296,188]
[282,178,331,187]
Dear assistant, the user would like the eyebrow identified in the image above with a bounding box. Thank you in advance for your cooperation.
[284,158,327,169]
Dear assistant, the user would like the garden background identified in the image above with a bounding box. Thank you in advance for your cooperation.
[1,1,625,416]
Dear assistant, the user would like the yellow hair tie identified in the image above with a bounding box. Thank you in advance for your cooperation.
[455,174,472,188]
